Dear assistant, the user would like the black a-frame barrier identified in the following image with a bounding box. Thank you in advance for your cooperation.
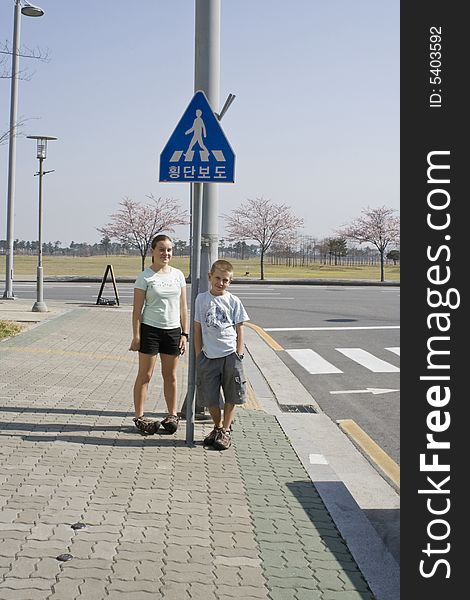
[96,264,120,306]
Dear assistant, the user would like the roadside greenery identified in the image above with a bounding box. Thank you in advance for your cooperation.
[0,255,400,281]
[0,320,23,341]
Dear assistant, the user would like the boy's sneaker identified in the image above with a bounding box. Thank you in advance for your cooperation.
[203,426,222,446]
[213,429,232,451]
[133,416,160,435]
[161,414,180,434]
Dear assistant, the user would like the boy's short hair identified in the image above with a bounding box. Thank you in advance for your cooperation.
[210,259,234,275]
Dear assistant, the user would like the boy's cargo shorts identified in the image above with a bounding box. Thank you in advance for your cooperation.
[196,352,247,407]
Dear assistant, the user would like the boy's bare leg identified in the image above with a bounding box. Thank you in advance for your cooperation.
[160,353,179,415]
[208,406,222,428]
[133,353,157,418]
[222,403,237,431]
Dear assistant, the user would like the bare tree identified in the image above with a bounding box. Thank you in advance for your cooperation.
[335,206,400,281]
[1,116,38,147]
[1,41,49,80]
[97,195,189,271]
[224,197,304,280]
[1,41,49,145]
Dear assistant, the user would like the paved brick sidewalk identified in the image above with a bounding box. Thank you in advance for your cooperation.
[0,307,375,599]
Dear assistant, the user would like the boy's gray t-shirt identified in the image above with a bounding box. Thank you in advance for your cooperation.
[194,290,249,358]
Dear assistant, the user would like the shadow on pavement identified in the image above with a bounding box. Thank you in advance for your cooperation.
[288,480,400,600]
[0,431,197,447]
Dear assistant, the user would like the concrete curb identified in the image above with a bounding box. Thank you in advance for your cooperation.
[243,326,400,600]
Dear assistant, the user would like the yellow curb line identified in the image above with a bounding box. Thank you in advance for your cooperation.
[246,322,284,351]
[243,322,282,411]
[242,379,263,411]
[337,419,400,489]
[0,346,137,363]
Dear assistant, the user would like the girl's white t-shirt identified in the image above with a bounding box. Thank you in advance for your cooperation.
[134,266,186,329]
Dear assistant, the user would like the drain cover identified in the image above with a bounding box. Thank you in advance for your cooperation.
[279,404,317,413]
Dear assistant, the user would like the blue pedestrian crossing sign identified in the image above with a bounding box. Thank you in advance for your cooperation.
[159,90,235,183]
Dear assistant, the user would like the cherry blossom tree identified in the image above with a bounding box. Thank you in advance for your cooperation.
[224,197,304,280]
[335,206,400,282]
[97,195,189,271]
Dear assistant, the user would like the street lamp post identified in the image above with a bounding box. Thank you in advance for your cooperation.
[3,0,44,300]
[27,135,57,313]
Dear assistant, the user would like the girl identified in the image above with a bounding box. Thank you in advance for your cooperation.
[129,234,189,434]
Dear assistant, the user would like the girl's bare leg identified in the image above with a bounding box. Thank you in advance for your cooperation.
[160,353,179,415]
[133,353,157,418]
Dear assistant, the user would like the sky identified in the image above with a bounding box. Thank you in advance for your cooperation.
[0,0,399,247]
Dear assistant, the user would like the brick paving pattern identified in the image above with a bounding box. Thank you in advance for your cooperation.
[0,307,375,599]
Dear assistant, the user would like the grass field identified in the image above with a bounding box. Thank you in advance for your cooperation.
[0,255,400,281]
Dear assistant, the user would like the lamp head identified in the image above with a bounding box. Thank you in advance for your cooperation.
[21,1,44,17]
[27,135,57,159]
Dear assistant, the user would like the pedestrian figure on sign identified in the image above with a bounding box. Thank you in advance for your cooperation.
[185,109,208,157]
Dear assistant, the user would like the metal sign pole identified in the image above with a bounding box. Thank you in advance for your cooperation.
[185,182,203,444]
[195,0,221,295]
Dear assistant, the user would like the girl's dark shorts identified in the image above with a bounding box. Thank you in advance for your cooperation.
[139,323,181,356]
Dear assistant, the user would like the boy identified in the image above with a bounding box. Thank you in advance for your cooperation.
[193,259,250,450]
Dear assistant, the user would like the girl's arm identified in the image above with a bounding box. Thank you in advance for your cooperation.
[179,286,189,353]
[129,288,145,351]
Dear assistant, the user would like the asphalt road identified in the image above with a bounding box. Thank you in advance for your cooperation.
[7,280,400,465]
[231,284,400,465]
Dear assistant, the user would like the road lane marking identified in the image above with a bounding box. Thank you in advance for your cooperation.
[230,286,277,290]
[230,292,282,295]
[385,347,400,356]
[336,348,399,372]
[265,326,399,331]
[330,387,398,395]
[285,349,342,374]
[238,297,295,301]
[337,419,400,489]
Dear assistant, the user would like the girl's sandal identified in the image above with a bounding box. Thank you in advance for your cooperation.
[133,416,160,435]
[161,414,180,434]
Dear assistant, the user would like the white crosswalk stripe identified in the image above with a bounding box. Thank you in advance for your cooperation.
[285,347,400,374]
[336,348,399,372]
[285,349,342,374]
